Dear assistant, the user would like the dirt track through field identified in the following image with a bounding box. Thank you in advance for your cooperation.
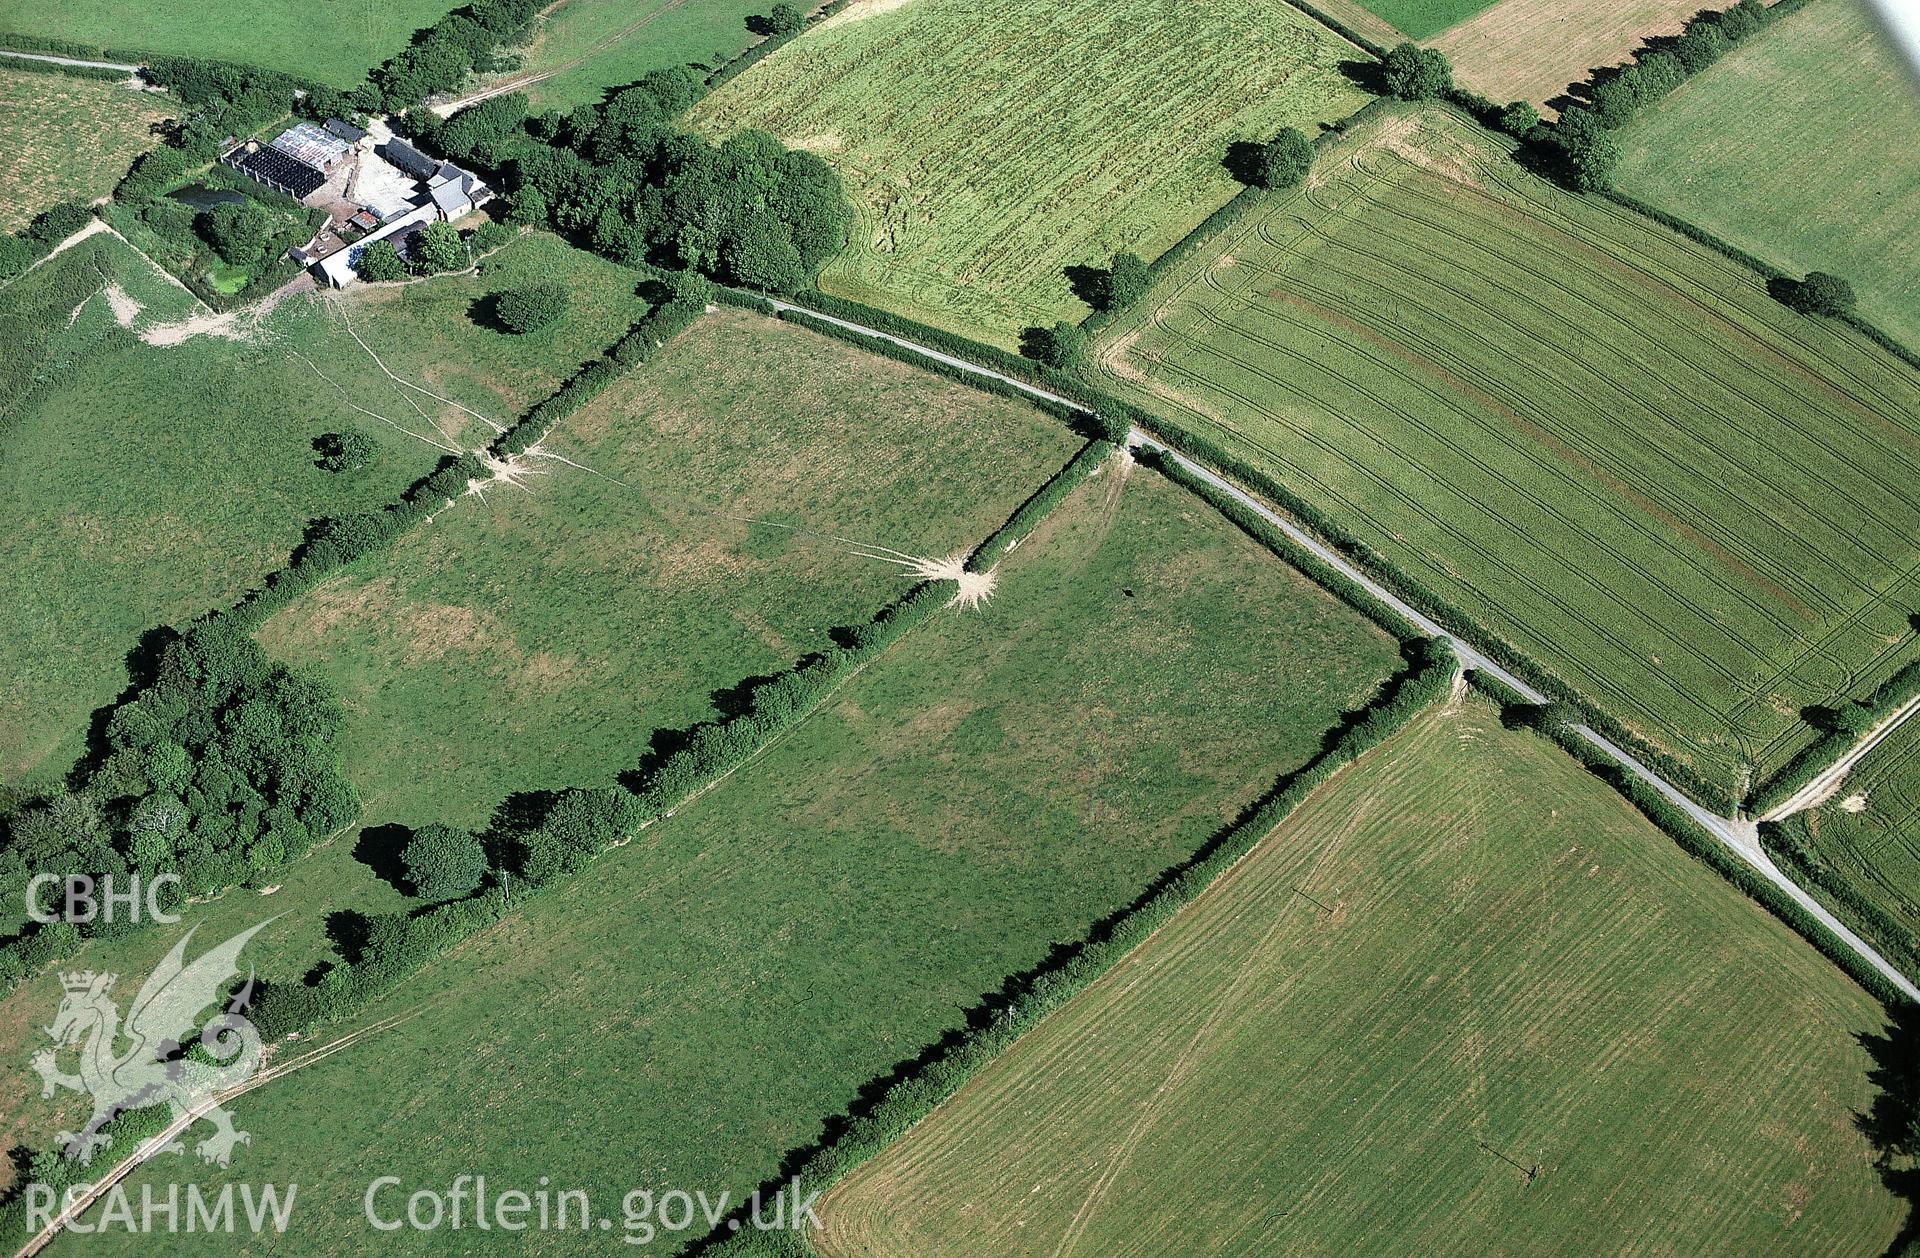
[429,0,691,117]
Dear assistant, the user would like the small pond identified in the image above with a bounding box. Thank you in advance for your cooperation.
[167,183,250,211]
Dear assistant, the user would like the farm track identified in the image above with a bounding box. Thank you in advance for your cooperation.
[428,0,690,118]
[743,290,1920,1001]
[0,49,140,74]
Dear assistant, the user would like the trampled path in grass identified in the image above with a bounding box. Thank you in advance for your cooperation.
[253,307,1088,829]
[1097,105,1920,801]
[0,232,651,784]
[1615,0,1920,351]
[53,454,1404,1255]
[817,699,1904,1256]
[690,0,1371,349]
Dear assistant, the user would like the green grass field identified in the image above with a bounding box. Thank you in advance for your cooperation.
[7,0,461,87]
[0,232,646,786]
[690,0,1371,348]
[1097,105,1920,801]
[0,65,170,232]
[1351,0,1493,38]
[1616,0,1920,351]
[254,307,1087,829]
[493,0,767,110]
[1796,718,1920,973]
[39,460,1403,1253]
[818,698,1904,1256]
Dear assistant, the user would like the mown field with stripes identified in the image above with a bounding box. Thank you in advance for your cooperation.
[1097,105,1920,801]
[1614,0,1920,350]
[690,0,1370,348]
[818,699,1903,1256]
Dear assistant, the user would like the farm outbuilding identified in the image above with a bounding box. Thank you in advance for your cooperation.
[323,117,368,144]
[269,121,351,171]
[221,143,327,198]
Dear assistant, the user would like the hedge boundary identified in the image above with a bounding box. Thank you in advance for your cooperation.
[1747,660,1920,818]
[1465,673,1909,1009]
[1763,813,1920,979]
[1137,446,1424,643]
[235,442,1113,1043]
[760,273,1744,813]
[696,633,1459,1257]
[491,294,705,456]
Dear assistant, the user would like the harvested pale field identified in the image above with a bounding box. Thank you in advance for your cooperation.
[818,700,1904,1256]
[1433,0,1701,112]
[0,66,170,231]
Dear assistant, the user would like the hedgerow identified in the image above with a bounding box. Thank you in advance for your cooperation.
[0,52,127,81]
[1763,814,1920,977]
[1475,683,1910,1009]
[490,282,709,456]
[696,633,1458,1257]
[243,428,1107,1042]
[1087,382,1742,815]
[1747,659,1920,816]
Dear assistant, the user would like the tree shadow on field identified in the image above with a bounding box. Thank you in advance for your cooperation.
[467,292,509,333]
[1221,139,1270,187]
[72,624,181,790]
[353,822,414,894]
[324,909,373,965]
[1063,262,1107,307]
[1337,56,1387,95]
[676,648,1436,1255]
[1854,1007,1920,1256]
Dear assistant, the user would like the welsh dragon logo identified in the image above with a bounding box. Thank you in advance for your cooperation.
[31,922,270,1168]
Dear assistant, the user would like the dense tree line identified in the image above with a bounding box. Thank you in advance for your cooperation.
[405,69,852,292]
[1547,0,1781,193]
[0,622,358,988]
[365,0,543,112]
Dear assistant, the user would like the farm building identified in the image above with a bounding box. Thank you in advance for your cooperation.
[270,121,351,170]
[312,202,439,288]
[323,117,368,144]
[222,120,352,198]
[427,162,491,219]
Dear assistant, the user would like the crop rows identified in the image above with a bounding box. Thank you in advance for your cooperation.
[1099,107,1920,794]
[690,0,1369,347]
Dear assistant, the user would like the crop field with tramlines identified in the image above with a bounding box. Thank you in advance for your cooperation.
[42,463,1405,1250]
[689,0,1371,348]
[0,65,170,232]
[1796,719,1920,973]
[1097,105,1920,802]
[816,699,1904,1256]
[1615,0,1920,350]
